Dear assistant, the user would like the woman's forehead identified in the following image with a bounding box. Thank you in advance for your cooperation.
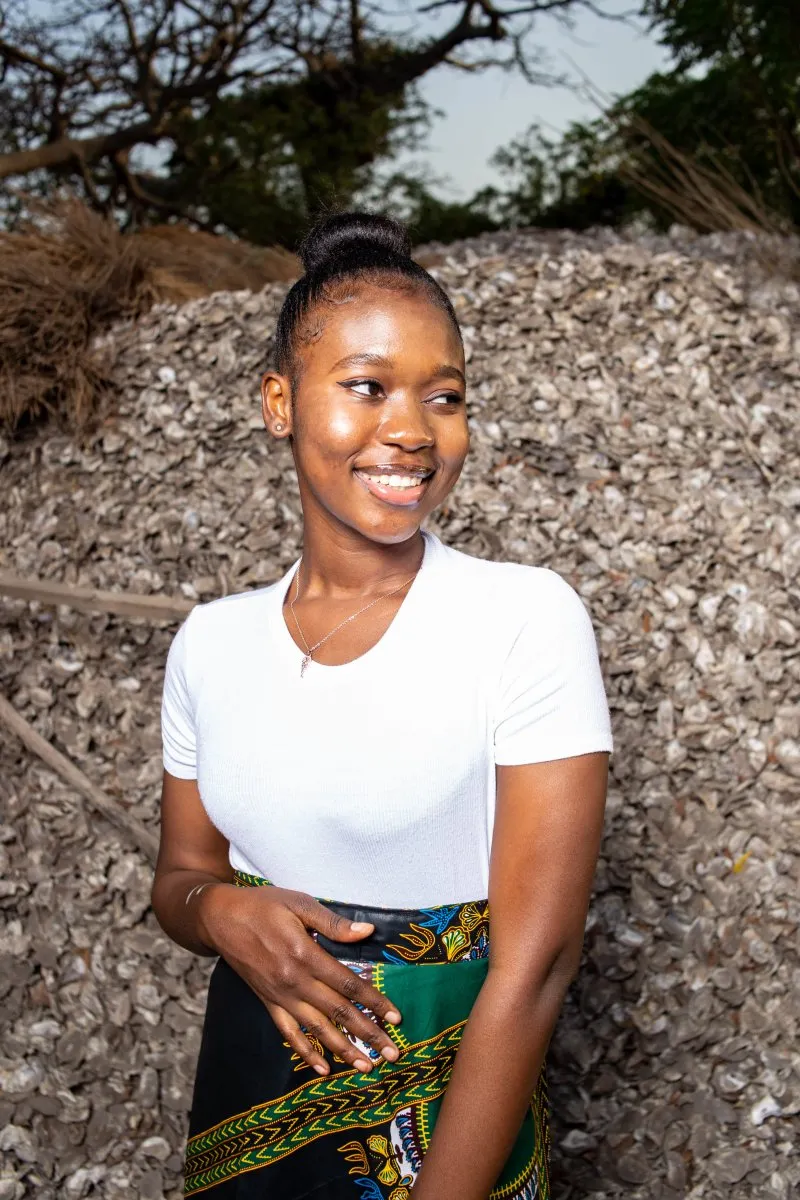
[301,283,463,371]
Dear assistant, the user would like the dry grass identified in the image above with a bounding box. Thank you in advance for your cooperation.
[0,197,299,436]
[134,224,300,301]
[621,115,800,263]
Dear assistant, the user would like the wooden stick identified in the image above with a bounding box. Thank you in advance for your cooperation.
[0,691,159,863]
[0,571,195,621]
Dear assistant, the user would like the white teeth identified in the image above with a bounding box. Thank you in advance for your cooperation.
[359,471,426,490]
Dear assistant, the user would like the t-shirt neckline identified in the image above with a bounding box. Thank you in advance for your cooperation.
[268,528,438,681]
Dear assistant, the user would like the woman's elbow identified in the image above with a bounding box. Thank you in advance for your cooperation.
[490,939,584,1005]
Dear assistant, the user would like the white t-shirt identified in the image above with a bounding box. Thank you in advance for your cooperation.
[161,528,613,908]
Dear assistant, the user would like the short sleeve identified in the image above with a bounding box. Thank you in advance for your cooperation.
[161,610,198,779]
[493,571,613,766]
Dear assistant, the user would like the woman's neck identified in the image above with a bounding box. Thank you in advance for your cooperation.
[293,525,426,601]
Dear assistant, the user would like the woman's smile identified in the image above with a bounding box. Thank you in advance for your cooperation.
[353,465,435,507]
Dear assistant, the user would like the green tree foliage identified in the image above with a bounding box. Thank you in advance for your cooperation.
[488,120,636,230]
[641,0,800,211]
[486,0,800,232]
[166,58,429,244]
[377,174,501,245]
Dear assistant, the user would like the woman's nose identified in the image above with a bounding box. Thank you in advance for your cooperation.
[378,397,435,449]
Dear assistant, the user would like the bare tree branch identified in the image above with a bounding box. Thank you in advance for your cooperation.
[0,38,67,79]
[0,0,620,220]
[0,117,162,180]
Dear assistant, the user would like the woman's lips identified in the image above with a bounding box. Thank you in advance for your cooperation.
[353,468,432,507]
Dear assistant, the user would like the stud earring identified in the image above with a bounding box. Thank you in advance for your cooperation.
[275,422,284,432]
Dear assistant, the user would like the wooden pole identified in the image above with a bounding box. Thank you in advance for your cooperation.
[0,691,159,863]
[0,571,195,622]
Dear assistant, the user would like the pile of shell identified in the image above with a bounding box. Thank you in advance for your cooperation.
[1,224,798,1200]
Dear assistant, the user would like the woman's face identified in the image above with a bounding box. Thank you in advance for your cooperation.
[262,281,469,545]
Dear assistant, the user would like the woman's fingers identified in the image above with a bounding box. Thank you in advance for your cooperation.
[291,1000,377,1075]
[290,892,376,944]
[309,979,401,1063]
[266,1003,331,1076]
[253,974,396,1077]
[268,962,401,1066]
[280,892,404,1026]
[309,942,403,1026]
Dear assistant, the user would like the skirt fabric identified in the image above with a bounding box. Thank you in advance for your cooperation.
[184,871,551,1198]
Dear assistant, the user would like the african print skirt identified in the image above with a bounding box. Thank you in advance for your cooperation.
[184,871,551,1198]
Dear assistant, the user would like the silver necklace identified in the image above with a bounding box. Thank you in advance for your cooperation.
[288,560,420,677]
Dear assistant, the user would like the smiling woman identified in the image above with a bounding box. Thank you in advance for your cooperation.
[263,213,470,552]
[150,212,614,1200]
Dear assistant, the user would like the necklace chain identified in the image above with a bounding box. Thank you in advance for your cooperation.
[289,557,420,677]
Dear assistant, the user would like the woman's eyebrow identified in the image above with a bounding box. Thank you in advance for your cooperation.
[432,364,467,387]
[332,353,466,388]
[332,352,392,371]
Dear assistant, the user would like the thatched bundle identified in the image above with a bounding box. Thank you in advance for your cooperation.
[0,199,299,434]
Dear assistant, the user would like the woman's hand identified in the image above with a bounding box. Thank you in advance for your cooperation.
[197,882,403,1076]
[151,773,402,1076]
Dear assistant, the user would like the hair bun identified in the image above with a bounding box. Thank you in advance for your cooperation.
[299,211,412,276]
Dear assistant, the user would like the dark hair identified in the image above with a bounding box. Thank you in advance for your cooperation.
[274,211,461,376]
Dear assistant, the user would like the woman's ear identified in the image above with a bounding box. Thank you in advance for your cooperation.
[261,371,292,438]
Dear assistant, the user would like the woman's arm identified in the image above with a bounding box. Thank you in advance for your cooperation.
[410,751,609,1200]
[150,772,236,955]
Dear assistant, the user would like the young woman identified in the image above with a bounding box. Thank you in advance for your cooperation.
[152,212,613,1200]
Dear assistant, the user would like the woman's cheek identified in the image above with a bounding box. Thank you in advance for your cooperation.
[311,399,365,460]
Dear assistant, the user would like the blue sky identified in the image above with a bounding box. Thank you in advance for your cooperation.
[401,4,671,196]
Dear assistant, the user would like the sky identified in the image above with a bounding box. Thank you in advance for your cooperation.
[399,4,671,197]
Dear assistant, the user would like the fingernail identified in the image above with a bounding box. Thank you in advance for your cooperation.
[381,1045,399,1062]
[385,1009,401,1024]
[313,1064,328,1075]
[350,921,373,933]
[354,1059,372,1073]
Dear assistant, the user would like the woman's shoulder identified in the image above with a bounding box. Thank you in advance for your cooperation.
[183,578,281,644]
[432,533,583,616]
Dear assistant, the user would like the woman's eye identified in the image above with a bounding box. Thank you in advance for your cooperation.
[429,392,463,406]
[344,378,383,398]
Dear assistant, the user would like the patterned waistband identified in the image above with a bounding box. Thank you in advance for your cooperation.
[233,870,490,965]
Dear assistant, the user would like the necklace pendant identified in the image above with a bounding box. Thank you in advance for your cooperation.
[300,654,311,677]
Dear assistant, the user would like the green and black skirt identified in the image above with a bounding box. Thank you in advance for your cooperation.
[184,871,551,1198]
